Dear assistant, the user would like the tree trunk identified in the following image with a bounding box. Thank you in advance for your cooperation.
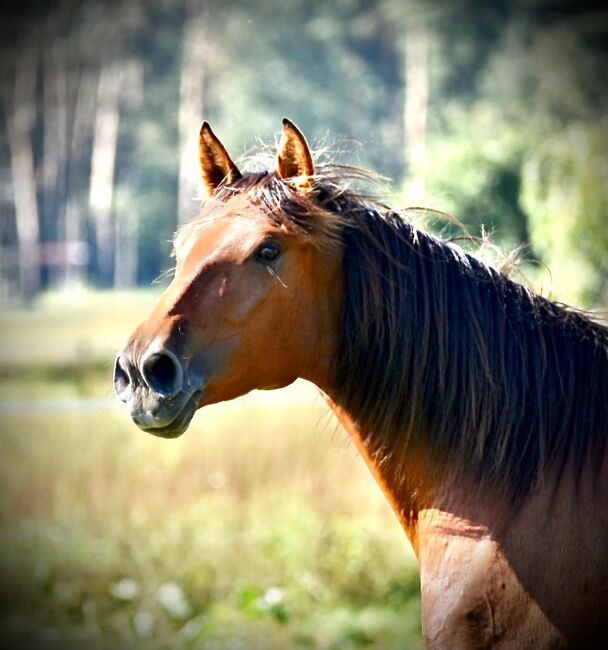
[89,60,123,287]
[42,39,69,287]
[177,1,208,225]
[65,69,97,286]
[6,51,41,300]
[403,27,430,201]
[114,204,139,289]
[113,59,142,289]
[0,165,18,301]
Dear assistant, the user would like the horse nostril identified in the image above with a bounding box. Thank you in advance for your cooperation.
[113,354,132,400]
[141,350,183,398]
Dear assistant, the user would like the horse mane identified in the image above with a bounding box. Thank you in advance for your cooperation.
[199,161,608,508]
[333,198,608,508]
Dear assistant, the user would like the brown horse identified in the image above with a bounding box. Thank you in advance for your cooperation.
[115,119,608,648]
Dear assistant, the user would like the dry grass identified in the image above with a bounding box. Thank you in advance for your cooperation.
[0,402,421,649]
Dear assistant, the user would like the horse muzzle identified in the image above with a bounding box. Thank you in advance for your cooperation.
[113,346,203,438]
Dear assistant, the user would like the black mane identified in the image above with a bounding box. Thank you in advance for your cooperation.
[332,196,608,507]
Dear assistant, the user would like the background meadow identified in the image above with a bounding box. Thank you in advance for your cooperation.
[1,0,607,648]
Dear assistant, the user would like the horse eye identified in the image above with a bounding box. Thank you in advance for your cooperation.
[255,243,281,263]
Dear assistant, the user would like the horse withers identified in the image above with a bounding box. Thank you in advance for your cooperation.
[115,119,608,648]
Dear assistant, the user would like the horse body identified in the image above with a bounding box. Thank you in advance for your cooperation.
[115,119,608,647]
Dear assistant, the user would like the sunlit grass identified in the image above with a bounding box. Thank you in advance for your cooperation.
[0,403,421,649]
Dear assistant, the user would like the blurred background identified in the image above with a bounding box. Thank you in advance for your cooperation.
[0,0,606,648]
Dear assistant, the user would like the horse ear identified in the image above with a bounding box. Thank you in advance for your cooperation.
[199,122,242,198]
[276,117,314,187]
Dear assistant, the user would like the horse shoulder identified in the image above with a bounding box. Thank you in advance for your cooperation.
[415,508,567,649]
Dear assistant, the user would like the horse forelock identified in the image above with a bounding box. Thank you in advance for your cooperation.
[175,168,349,254]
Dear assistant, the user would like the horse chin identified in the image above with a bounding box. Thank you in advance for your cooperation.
[134,390,202,439]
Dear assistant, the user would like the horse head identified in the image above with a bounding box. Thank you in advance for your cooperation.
[114,119,342,437]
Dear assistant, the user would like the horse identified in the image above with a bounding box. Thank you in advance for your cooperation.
[114,118,608,648]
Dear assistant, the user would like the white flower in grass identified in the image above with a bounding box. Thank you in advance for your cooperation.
[263,587,283,606]
[134,611,154,638]
[156,582,192,620]
[110,579,139,601]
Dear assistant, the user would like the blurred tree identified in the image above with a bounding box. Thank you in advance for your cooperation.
[407,0,608,308]
[0,0,606,307]
[113,59,144,289]
[403,27,430,202]
[522,121,608,304]
[0,1,49,300]
[63,70,97,286]
[5,49,41,299]
[177,0,208,226]
[41,13,69,287]
[212,0,403,178]
[115,0,182,287]
[89,58,124,287]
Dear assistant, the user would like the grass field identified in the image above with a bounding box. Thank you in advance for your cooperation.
[0,290,423,649]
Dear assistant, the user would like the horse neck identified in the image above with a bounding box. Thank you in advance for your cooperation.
[324,390,573,538]
[323,385,543,543]
[322,396,468,548]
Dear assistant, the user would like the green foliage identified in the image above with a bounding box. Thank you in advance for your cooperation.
[413,102,529,246]
[210,0,403,178]
[522,122,608,304]
[3,0,607,306]
[406,8,608,306]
